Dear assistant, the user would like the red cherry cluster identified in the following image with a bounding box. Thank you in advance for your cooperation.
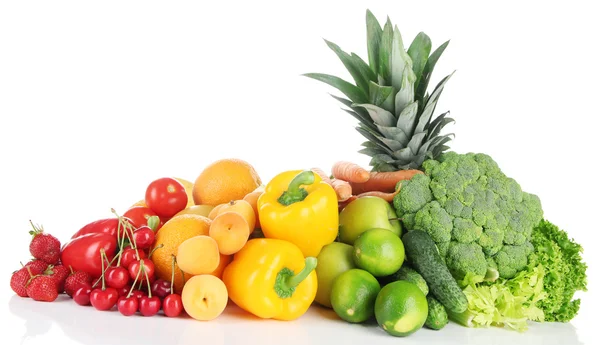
[70,212,183,318]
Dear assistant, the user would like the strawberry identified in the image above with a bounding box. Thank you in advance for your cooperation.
[64,270,93,297]
[10,268,32,297]
[23,259,49,275]
[44,265,69,293]
[26,275,58,302]
[28,221,61,265]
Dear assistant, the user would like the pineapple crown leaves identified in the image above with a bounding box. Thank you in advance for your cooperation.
[303,9,455,171]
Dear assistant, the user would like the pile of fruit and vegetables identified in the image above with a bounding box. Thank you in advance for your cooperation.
[9,9,587,337]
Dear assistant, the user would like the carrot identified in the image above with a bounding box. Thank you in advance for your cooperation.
[312,168,352,202]
[311,167,332,184]
[338,195,358,212]
[331,179,352,202]
[350,169,423,194]
[356,189,400,203]
[331,161,370,183]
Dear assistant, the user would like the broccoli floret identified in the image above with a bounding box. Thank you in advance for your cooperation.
[492,244,533,279]
[478,228,504,255]
[444,197,463,217]
[392,152,544,282]
[393,173,432,215]
[414,201,452,242]
[436,241,451,259]
[452,218,482,243]
[446,242,487,279]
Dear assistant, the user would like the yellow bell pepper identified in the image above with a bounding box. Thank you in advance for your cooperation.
[257,169,338,257]
[222,238,318,321]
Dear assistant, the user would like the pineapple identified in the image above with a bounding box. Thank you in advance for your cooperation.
[304,10,455,171]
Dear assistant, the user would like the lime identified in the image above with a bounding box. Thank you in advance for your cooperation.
[353,228,405,277]
[315,242,357,308]
[374,280,428,337]
[330,269,381,323]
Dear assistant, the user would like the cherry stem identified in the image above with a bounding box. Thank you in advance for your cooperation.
[100,249,106,290]
[111,208,138,260]
[180,266,185,289]
[141,261,152,298]
[148,244,164,259]
[127,262,143,298]
[170,255,176,295]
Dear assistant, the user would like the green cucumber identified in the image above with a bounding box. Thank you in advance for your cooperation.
[390,265,429,296]
[402,230,467,313]
[424,295,448,330]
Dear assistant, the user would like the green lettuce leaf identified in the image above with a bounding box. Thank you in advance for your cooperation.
[449,264,547,332]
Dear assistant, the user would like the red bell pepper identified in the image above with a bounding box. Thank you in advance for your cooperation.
[61,217,132,278]
[61,233,118,278]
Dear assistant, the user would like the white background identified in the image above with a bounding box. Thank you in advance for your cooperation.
[0,1,598,344]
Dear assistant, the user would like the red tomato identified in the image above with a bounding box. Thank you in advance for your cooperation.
[123,206,160,230]
[144,177,188,218]
[61,233,118,278]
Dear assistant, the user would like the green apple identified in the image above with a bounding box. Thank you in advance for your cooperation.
[338,196,402,245]
[314,242,357,308]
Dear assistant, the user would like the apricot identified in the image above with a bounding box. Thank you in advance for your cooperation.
[216,200,256,232]
[181,275,228,321]
[209,253,232,280]
[209,212,250,255]
[208,203,226,220]
[242,191,263,229]
[176,235,220,275]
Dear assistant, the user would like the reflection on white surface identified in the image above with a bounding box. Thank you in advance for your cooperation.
[7,294,585,345]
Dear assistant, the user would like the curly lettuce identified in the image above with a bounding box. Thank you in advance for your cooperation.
[448,264,546,332]
[528,219,588,322]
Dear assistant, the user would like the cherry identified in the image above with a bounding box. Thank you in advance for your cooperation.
[120,248,146,269]
[139,296,161,316]
[117,296,139,316]
[133,226,155,249]
[106,266,130,289]
[131,290,146,299]
[151,279,171,299]
[118,285,132,297]
[129,259,155,281]
[73,285,92,306]
[162,294,183,317]
[90,287,119,311]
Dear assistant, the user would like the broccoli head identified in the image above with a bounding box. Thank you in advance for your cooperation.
[394,152,543,280]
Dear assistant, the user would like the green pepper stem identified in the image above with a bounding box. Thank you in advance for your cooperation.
[277,170,315,206]
[283,257,317,289]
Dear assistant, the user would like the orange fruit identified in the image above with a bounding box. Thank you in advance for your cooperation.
[150,214,211,293]
[192,158,261,206]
